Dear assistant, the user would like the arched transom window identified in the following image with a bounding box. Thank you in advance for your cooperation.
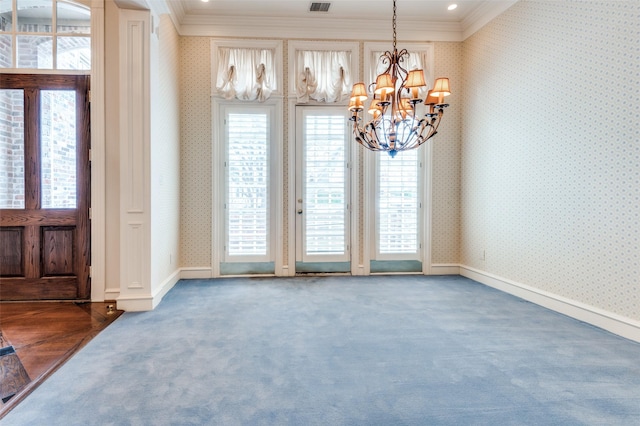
[0,0,91,70]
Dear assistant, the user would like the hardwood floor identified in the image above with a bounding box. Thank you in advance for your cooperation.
[0,301,122,418]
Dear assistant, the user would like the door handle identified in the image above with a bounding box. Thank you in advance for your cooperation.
[297,209,303,214]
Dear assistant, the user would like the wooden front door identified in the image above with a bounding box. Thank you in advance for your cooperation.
[0,74,90,301]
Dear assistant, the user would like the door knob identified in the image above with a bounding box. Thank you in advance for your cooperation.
[297,209,303,214]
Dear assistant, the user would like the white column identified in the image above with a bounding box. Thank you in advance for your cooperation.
[116,8,153,311]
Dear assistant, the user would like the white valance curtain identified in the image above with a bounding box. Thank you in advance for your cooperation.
[216,47,277,102]
[295,50,352,103]
[372,50,431,98]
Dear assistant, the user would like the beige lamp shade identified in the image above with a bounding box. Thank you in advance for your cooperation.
[425,89,439,104]
[349,97,364,111]
[350,83,368,102]
[368,99,382,115]
[431,78,451,97]
[374,74,394,96]
[405,70,426,88]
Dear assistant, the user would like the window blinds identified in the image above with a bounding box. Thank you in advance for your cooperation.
[226,113,269,256]
[378,149,419,254]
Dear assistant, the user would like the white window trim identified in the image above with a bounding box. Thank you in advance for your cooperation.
[287,40,359,104]
[210,39,283,99]
[212,98,283,277]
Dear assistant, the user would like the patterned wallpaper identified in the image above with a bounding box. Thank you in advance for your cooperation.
[178,37,463,269]
[179,37,212,267]
[432,42,463,264]
[461,1,640,320]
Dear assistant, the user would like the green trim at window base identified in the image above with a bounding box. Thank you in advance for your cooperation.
[295,262,351,273]
[370,260,422,273]
[220,262,275,275]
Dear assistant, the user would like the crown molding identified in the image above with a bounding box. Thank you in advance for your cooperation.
[112,0,149,11]
[179,16,464,42]
[462,0,518,40]
[164,0,186,34]
[150,0,516,42]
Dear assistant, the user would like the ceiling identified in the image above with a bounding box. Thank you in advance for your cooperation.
[177,0,481,22]
[126,0,518,41]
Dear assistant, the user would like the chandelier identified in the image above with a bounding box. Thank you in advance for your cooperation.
[348,0,451,157]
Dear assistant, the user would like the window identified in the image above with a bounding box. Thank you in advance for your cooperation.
[225,111,270,258]
[0,88,24,208]
[214,101,282,276]
[377,149,420,257]
[300,109,349,258]
[0,0,91,70]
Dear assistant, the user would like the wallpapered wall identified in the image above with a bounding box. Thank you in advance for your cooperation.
[150,14,182,290]
[433,42,463,264]
[461,1,639,321]
[180,36,212,268]
[178,38,463,269]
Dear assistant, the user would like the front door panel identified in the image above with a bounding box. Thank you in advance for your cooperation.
[0,74,90,301]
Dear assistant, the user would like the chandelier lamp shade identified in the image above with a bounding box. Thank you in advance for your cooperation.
[349,0,451,157]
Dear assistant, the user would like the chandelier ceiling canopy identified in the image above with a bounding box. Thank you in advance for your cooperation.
[349,0,451,157]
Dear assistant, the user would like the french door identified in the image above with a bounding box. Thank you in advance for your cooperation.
[219,104,277,275]
[295,106,351,273]
[0,74,90,300]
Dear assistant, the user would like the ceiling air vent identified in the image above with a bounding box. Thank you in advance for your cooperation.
[310,2,331,12]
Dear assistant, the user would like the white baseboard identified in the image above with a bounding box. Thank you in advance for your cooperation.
[430,264,461,275]
[179,267,213,279]
[104,287,121,301]
[460,265,640,344]
[116,294,156,311]
[116,269,181,312]
[153,269,181,303]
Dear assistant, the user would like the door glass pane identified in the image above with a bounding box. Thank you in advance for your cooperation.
[227,113,269,256]
[0,34,11,68]
[41,90,76,209]
[0,89,25,209]
[17,0,52,33]
[57,36,90,70]
[17,35,52,68]
[0,0,13,31]
[57,2,90,34]
[304,114,346,255]
[378,149,419,254]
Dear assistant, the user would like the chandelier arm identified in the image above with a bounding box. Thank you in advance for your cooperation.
[378,117,391,150]
[380,51,394,76]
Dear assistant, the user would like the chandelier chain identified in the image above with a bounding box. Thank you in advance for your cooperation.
[392,0,397,51]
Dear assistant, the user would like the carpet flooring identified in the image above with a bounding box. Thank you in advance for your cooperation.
[3,275,640,425]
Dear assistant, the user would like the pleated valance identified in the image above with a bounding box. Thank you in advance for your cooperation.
[215,47,277,102]
[295,50,352,103]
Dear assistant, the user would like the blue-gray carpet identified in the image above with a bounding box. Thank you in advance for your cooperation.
[3,275,640,425]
